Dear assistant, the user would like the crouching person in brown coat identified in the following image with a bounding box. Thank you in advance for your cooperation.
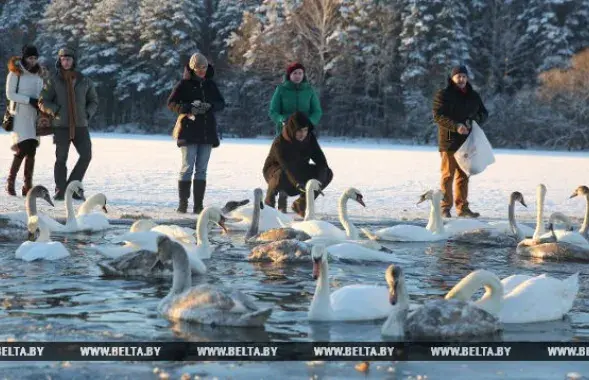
[262,112,333,218]
[433,65,488,218]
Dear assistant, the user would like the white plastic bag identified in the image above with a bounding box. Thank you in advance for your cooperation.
[454,121,495,176]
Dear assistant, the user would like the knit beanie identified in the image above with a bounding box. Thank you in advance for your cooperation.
[22,44,39,60]
[189,53,208,72]
[286,62,305,77]
[450,65,469,77]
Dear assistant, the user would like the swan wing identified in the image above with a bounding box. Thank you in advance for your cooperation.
[76,213,110,232]
[151,225,196,244]
[372,225,444,242]
[554,231,589,249]
[329,285,392,321]
[112,231,163,251]
[501,274,533,295]
[92,242,145,259]
[500,274,579,323]
[291,220,346,239]
[97,250,171,277]
[15,241,70,261]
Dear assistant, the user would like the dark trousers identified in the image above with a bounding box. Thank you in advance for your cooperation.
[265,164,333,197]
[13,139,38,160]
[53,128,92,193]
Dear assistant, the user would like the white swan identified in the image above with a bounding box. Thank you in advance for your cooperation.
[155,235,273,327]
[75,193,110,232]
[445,269,578,323]
[0,188,54,242]
[570,185,589,238]
[15,186,70,262]
[516,212,588,260]
[289,187,365,240]
[225,188,295,232]
[308,245,393,321]
[381,265,501,339]
[38,181,90,233]
[363,190,448,242]
[450,191,531,247]
[92,219,158,259]
[245,188,311,243]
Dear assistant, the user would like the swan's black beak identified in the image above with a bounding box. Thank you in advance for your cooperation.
[43,194,55,207]
[77,190,86,201]
[260,201,264,210]
[520,200,527,208]
[356,194,365,207]
[218,215,228,233]
[317,189,325,197]
[312,258,320,280]
[569,192,578,199]
[416,194,427,205]
[102,205,108,213]
[389,289,397,305]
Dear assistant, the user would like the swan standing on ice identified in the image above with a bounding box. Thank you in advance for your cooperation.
[445,269,578,323]
[245,188,311,243]
[450,191,530,247]
[154,236,273,327]
[75,193,110,231]
[308,245,394,321]
[15,186,70,261]
[381,265,501,339]
[363,190,448,242]
[289,186,365,240]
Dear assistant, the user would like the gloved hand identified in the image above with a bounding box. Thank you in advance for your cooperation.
[191,100,210,115]
[29,98,39,109]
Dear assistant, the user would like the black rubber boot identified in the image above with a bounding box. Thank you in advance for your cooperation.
[6,155,24,196]
[22,155,35,197]
[192,179,206,214]
[277,191,288,213]
[177,180,191,213]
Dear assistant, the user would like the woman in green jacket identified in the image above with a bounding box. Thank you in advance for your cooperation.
[267,62,323,212]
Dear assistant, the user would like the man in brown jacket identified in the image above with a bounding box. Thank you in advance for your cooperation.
[39,47,98,200]
[432,65,488,218]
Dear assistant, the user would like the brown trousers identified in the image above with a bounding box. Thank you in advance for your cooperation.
[440,152,469,212]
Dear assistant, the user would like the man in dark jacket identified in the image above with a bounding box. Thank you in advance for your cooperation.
[433,65,488,218]
[39,47,99,200]
[262,111,333,217]
[167,53,225,214]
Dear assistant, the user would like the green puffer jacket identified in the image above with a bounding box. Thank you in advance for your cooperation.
[268,75,322,135]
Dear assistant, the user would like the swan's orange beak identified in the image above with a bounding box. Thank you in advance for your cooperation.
[102,205,108,213]
[218,216,228,233]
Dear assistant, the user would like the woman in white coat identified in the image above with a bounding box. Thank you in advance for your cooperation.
[5,45,47,196]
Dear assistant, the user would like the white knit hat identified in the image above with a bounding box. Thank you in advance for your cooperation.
[189,53,208,71]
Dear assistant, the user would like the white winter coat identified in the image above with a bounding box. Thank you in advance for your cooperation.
[5,56,45,148]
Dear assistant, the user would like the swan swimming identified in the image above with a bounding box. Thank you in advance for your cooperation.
[15,186,70,262]
[450,191,530,247]
[75,193,110,232]
[289,186,365,240]
[363,189,448,242]
[381,265,501,339]
[38,181,91,233]
[245,188,311,243]
[308,245,394,321]
[154,235,273,327]
[445,269,578,323]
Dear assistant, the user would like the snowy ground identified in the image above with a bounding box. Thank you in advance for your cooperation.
[0,131,587,225]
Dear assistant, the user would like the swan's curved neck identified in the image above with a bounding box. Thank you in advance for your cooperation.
[425,195,444,234]
[580,194,589,237]
[304,189,316,221]
[25,192,37,218]
[444,271,503,316]
[196,209,211,246]
[37,220,52,242]
[338,194,357,239]
[309,259,333,319]
[64,187,78,227]
[533,188,546,240]
[245,196,261,240]
[170,246,191,295]
[381,280,410,338]
[77,198,97,216]
[508,197,524,241]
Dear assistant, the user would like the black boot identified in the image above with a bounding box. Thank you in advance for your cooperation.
[264,187,277,208]
[22,156,34,197]
[177,181,191,214]
[6,155,24,196]
[277,191,288,213]
[192,179,206,214]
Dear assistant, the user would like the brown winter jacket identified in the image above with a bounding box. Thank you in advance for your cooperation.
[262,113,329,187]
[39,69,99,128]
[432,78,488,152]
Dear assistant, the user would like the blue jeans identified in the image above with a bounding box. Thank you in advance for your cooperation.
[179,144,212,181]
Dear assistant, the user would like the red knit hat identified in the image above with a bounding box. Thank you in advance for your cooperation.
[286,62,305,77]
